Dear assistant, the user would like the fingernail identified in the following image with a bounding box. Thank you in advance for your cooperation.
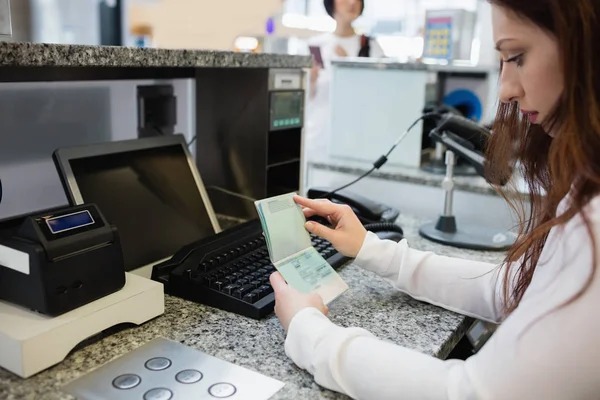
[305,221,314,230]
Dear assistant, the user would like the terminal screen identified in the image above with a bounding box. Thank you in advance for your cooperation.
[68,144,216,271]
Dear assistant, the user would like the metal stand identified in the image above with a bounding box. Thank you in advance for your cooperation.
[421,143,478,176]
[419,150,516,251]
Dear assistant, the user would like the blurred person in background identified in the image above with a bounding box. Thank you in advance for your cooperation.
[304,0,384,159]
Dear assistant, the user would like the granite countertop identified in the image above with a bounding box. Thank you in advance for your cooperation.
[330,57,498,74]
[0,42,312,69]
[308,153,531,197]
[0,214,505,400]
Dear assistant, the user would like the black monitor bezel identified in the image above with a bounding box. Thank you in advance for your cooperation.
[52,134,222,267]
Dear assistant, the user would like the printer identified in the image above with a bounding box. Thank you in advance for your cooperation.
[0,203,126,316]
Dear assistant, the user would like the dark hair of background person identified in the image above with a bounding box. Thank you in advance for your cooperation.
[323,0,365,18]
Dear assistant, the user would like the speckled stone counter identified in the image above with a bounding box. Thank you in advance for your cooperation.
[308,154,531,197]
[330,57,497,74]
[0,41,311,69]
[0,214,505,400]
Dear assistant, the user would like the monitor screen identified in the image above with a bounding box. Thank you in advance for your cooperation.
[66,142,217,271]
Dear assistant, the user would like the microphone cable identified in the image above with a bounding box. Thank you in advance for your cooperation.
[318,112,440,199]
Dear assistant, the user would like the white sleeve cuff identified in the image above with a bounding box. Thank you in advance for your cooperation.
[284,306,377,396]
[284,307,340,373]
[354,231,407,276]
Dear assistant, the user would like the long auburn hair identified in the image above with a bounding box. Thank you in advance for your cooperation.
[485,0,600,315]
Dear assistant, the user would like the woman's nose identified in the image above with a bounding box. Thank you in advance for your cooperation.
[498,67,524,104]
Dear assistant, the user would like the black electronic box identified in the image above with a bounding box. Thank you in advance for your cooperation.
[0,204,126,316]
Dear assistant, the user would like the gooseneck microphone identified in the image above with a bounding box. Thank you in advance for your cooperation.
[435,113,491,152]
[419,113,517,252]
[428,113,492,181]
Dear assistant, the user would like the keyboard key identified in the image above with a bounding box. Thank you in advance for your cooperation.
[224,275,236,284]
[205,276,217,286]
[248,272,261,279]
[259,284,273,294]
[233,284,255,299]
[252,262,262,268]
[250,280,262,289]
[211,281,225,291]
[257,268,267,274]
[236,279,249,286]
[239,268,250,275]
[232,272,243,278]
[255,286,268,299]
[214,271,226,279]
[199,262,209,272]
[242,292,258,303]
[222,284,240,295]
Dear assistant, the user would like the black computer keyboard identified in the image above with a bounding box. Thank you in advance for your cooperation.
[151,219,350,319]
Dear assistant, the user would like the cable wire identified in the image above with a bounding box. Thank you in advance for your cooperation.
[318,113,439,199]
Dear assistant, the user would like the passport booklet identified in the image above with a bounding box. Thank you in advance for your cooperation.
[254,193,348,304]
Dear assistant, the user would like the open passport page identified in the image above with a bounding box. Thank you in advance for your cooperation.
[254,193,348,305]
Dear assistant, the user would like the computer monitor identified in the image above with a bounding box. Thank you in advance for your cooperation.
[53,134,221,278]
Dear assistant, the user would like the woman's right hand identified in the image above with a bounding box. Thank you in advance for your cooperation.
[294,196,367,258]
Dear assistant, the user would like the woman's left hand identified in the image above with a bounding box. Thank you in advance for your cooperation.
[270,271,329,331]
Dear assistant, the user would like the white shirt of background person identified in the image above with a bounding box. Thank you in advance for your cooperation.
[304,0,385,161]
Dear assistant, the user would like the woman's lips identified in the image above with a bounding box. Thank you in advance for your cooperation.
[522,110,539,124]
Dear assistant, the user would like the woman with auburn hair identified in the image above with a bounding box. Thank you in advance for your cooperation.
[269,0,600,398]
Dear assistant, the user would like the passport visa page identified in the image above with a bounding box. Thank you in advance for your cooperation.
[255,193,348,304]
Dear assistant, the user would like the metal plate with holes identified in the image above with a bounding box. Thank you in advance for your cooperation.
[63,338,285,400]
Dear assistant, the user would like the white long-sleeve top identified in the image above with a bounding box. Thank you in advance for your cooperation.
[284,195,600,399]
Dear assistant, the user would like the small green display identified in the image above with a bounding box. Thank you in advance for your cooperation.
[270,91,303,130]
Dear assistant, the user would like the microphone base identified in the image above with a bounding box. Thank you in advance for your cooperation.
[419,216,515,252]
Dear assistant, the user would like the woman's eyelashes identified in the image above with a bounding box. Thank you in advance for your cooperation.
[504,53,525,67]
